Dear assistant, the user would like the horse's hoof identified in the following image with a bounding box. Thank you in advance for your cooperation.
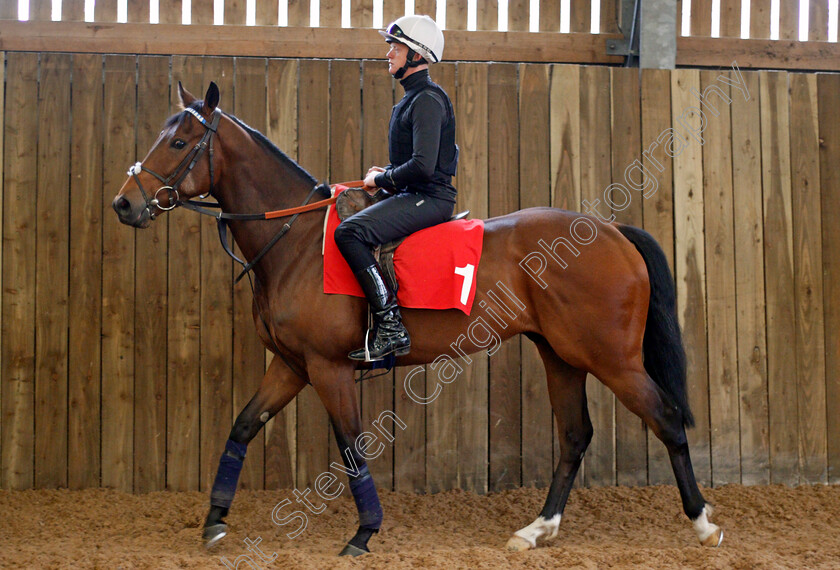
[203,523,228,549]
[338,543,369,556]
[505,535,533,552]
[700,526,723,547]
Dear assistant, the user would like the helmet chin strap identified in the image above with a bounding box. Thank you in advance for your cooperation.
[393,48,426,79]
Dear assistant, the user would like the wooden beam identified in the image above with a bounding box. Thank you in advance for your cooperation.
[0,21,623,64]
[676,36,840,71]
[1,21,838,70]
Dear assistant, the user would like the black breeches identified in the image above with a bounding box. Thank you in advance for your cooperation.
[334,192,454,274]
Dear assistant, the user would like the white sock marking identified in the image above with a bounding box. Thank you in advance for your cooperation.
[693,505,718,542]
[513,514,562,548]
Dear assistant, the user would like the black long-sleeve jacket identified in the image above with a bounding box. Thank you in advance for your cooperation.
[374,70,458,202]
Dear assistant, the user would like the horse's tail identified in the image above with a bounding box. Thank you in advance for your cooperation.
[617,224,694,428]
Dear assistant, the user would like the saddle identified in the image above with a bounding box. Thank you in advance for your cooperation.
[335,187,469,292]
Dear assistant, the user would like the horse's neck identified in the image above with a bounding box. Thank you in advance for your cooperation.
[214,134,323,288]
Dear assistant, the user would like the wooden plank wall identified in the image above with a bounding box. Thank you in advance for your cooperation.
[0,55,838,494]
[4,0,839,43]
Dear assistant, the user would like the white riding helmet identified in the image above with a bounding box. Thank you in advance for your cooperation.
[379,15,445,64]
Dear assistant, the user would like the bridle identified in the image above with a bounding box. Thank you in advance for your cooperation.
[129,106,222,220]
[124,105,364,382]
[125,105,361,283]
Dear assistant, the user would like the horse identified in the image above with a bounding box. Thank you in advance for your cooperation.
[112,82,723,556]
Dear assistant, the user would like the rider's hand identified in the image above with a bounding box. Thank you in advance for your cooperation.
[364,166,385,192]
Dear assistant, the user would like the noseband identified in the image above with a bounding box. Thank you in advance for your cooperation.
[128,106,222,220]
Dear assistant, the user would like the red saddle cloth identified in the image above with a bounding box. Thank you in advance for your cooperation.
[323,190,484,316]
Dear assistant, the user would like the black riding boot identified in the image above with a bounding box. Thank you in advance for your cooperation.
[348,264,411,361]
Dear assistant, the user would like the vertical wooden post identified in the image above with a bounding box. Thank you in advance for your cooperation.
[94,0,118,22]
[134,55,169,493]
[701,70,740,485]
[818,73,840,484]
[350,0,374,27]
[750,0,771,39]
[731,71,770,485]
[320,0,342,26]
[34,53,71,489]
[226,0,247,24]
[446,0,468,30]
[809,0,829,41]
[570,0,590,33]
[29,0,52,21]
[288,0,310,26]
[101,55,137,492]
[719,0,742,38]
[690,0,712,36]
[159,1,183,24]
[2,53,39,490]
[601,0,619,33]
[191,0,215,25]
[671,68,711,486]
[69,53,104,490]
[127,0,150,23]
[477,0,498,31]
[256,0,278,25]
[63,0,86,21]
[0,3,17,19]
[789,73,827,483]
[508,0,529,31]
[414,0,437,17]
[760,71,797,485]
[383,0,405,24]
[488,62,521,492]
[779,0,800,40]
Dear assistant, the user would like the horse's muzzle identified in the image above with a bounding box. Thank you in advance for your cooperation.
[113,195,152,228]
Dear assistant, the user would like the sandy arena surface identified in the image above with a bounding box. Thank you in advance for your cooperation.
[1,483,838,569]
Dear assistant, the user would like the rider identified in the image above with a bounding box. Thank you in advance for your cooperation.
[335,15,458,362]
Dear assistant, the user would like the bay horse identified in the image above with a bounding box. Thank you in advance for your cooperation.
[113,82,723,555]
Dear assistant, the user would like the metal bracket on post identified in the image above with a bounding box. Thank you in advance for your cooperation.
[605,38,638,57]
[605,0,641,65]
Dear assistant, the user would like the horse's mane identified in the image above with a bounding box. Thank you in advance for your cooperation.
[173,101,321,191]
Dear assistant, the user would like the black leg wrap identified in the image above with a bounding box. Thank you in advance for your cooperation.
[210,439,247,509]
[349,464,383,529]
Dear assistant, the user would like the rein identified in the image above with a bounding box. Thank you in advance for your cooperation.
[127,104,364,282]
[178,179,363,283]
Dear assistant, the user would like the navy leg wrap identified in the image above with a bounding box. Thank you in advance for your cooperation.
[349,464,383,529]
[210,439,247,509]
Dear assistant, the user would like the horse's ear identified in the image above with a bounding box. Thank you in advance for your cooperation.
[178,81,197,109]
[203,82,220,112]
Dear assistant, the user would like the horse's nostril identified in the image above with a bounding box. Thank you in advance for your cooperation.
[114,196,131,214]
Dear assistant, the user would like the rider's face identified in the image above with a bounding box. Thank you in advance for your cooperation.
[387,42,409,75]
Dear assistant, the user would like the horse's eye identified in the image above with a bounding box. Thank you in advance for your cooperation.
[172,139,187,150]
